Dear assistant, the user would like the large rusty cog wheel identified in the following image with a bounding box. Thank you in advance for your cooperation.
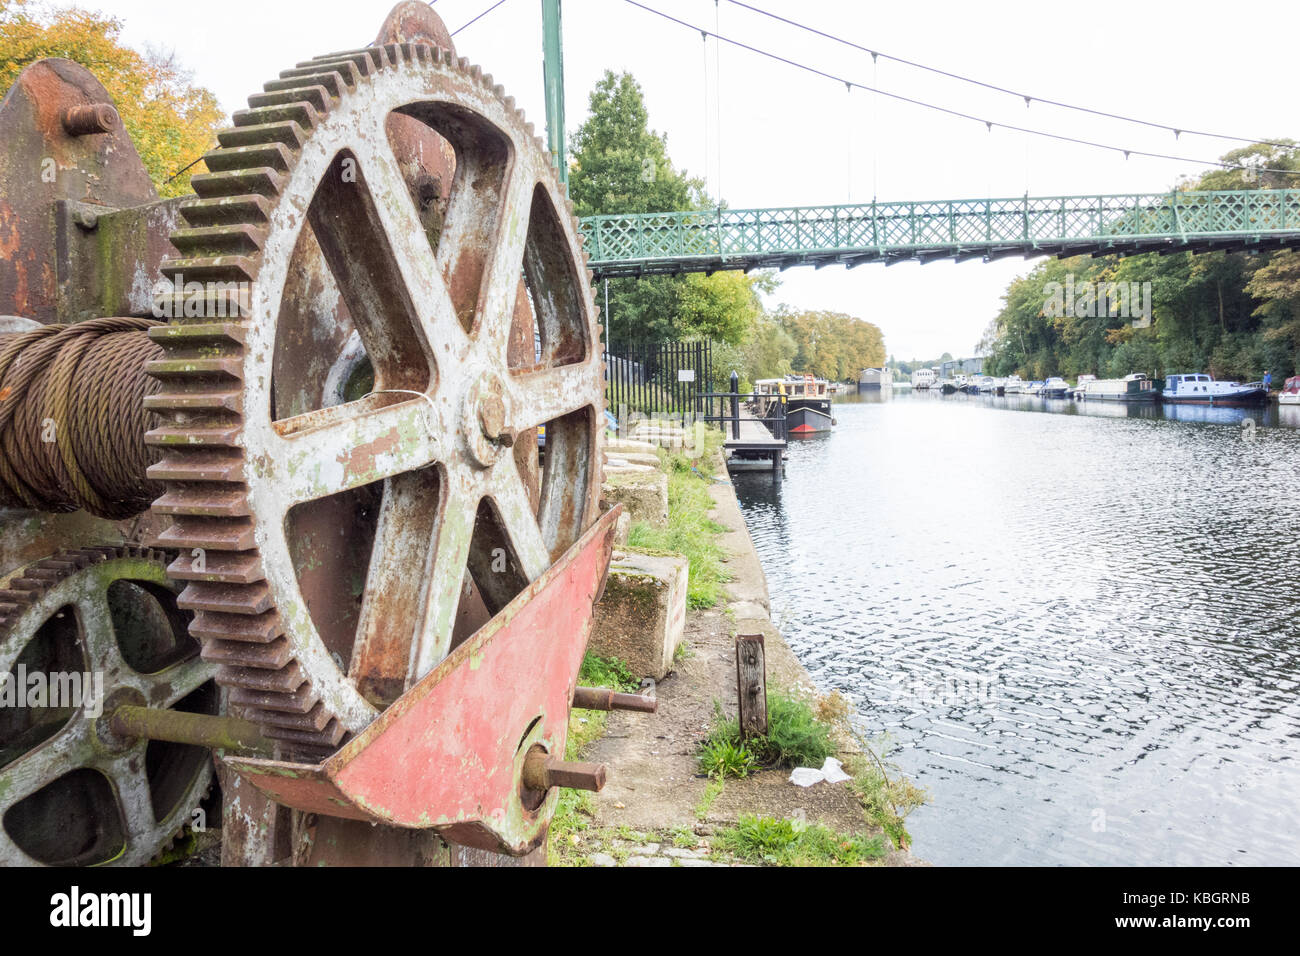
[147,42,605,757]
[0,547,217,865]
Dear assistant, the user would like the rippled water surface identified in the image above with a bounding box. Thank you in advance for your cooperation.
[731,390,1300,866]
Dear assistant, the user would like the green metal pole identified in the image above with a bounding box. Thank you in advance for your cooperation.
[542,0,567,186]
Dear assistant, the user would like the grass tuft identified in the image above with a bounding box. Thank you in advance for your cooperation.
[697,691,836,776]
[577,652,640,692]
[713,813,888,866]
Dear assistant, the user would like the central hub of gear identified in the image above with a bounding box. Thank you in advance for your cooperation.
[462,372,515,469]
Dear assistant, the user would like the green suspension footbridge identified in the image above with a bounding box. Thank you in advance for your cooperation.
[578,190,1300,279]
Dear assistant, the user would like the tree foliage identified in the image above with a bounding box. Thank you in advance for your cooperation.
[569,70,768,347]
[0,0,225,197]
[775,308,886,382]
[980,148,1300,381]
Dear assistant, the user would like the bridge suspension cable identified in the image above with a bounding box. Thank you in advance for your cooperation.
[722,0,1298,154]
[622,0,1300,177]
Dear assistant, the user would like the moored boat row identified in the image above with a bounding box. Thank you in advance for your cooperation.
[918,370,1275,405]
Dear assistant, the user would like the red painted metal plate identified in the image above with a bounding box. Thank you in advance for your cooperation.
[224,505,618,854]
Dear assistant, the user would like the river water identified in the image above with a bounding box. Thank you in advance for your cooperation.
[731,389,1300,866]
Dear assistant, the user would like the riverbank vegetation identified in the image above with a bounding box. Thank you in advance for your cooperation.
[625,427,730,608]
[697,691,836,777]
[712,814,888,866]
[979,144,1300,382]
[696,688,926,850]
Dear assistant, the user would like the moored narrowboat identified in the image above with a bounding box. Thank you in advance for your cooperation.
[754,374,835,434]
[1078,373,1159,403]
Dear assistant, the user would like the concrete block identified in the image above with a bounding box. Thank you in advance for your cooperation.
[605,451,661,468]
[601,470,668,527]
[607,439,658,455]
[589,552,689,680]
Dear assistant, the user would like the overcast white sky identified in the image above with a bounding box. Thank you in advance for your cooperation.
[97,0,1299,360]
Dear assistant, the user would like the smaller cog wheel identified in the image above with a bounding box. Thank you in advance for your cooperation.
[0,547,217,866]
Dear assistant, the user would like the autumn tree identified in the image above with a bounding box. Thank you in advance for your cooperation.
[1,0,225,197]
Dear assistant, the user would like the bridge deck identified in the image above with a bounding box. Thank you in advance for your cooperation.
[581,189,1300,277]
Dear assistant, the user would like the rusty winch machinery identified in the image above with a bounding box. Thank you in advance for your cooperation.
[0,2,639,866]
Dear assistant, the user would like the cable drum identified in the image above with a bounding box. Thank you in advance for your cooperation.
[0,317,164,518]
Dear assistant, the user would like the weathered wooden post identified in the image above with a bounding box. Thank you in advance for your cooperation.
[736,633,768,737]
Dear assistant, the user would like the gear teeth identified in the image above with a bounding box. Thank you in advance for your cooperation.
[179,580,273,615]
[152,486,250,518]
[146,451,244,483]
[230,681,318,714]
[144,423,242,448]
[144,355,242,381]
[203,143,294,174]
[248,85,333,114]
[201,635,293,669]
[245,700,333,733]
[151,517,255,551]
[169,224,267,258]
[219,660,306,693]
[263,72,346,99]
[144,389,242,415]
[263,719,346,751]
[191,167,285,200]
[217,122,307,152]
[233,102,321,132]
[180,195,274,229]
[167,548,263,584]
[191,609,283,643]
[308,52,374,77]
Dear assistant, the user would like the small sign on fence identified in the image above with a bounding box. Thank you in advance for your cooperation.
[677,369,695,383]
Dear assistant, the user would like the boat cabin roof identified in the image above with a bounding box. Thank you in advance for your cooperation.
[1168,374,1212,383]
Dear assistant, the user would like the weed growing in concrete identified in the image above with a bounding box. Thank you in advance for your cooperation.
[697,736,758,778]
[577,652,639,691]
[698,692,836,775]
[846,736,929,851]
[695,778,725,819]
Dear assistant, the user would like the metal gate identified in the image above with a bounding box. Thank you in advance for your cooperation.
[603,340,713,415]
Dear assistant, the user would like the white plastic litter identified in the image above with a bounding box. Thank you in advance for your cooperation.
[788,767,823,787]
[820,757,850,784]
[788,757,851,787]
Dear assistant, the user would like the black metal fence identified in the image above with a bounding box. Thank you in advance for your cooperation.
[698,392,787,440]
[603,340,713,415]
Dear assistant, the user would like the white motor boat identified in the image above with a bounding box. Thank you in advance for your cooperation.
[1162,373,1268,406]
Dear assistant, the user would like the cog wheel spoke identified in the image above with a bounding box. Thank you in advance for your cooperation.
[0,727,94,817]
[142,655,215,711]
[407,483,479,679]
[489,456,553,581]
[76,589,126,678]
[349,132,471,362]
[99,751,159,862]
[508,362,603,432]
[266,395,445,506]
[474,158,542,357]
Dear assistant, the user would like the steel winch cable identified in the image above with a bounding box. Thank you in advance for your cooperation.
[0,317,165,519]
